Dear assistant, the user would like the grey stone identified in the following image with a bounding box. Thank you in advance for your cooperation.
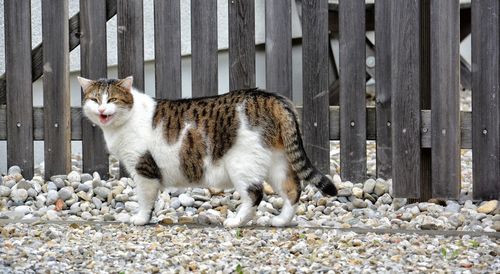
[337,189,352,197]
[179,193,195,207]
[363,193,376,203]
[58,187,74,201]
[0,186,11,197]
[115,194,129,202]
[170,198,181,209]
[192,195,210,202]
[378,193,392,204]
[352,198,367,208]
[4,179,16,188]
[46,209,60,221]
[125,201,139,212]
[69,202,81,214]
[8,165,22,175]
[14,205,32,215]
[374,181,388,196]
[103,213,116,221]
[80,173,93,183]
[16,180,32,190]
[463,200,477,210]
[76,183,90,193]
[256,216,271,226]
[337,196,349,203]
[46,190,59,205]
[445,201,461,213]
[81,212,93,220]
[363,178,376,194]
[47,181,58,191]
[67,171,81,183]
[53,178,66,189]
[392,198,407,210]
[94,187,111,199]
[10,189,28,203]
[92,197,103,209]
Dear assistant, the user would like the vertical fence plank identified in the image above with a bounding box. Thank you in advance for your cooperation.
[117,0,144,91]
[430,0,460,198]
[302,0,329,174]
[154,0,181,99]
[229,0,255,90]
[80,0,109,177]
[472,0,500,200]
[191,0,218,97]
[265,0,292,98]
[375,0,391,179]
[339,0,366,182]
[4,0,34,178]
[42,0,71,178]
[391,0,421,198]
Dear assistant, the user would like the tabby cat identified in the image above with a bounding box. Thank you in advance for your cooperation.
[78,76,337,227]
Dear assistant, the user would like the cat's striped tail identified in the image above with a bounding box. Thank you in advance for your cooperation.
[277,98,338,196]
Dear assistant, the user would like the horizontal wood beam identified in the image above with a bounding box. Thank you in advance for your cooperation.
[0,106,476,148]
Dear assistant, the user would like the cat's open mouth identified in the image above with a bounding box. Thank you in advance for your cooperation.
[99,114,113,124]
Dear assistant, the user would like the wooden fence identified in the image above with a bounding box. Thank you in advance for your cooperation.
[0,0,498,200]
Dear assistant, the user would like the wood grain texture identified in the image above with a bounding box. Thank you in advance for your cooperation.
[391,0,421,198]
[0,0,117,105]
[430,0,460,199]
[191,0,218,97]
[419,0,432,202]
[339,0,366,182]
[117,0,144,90]
[80,0,109,177]
[42,0,71,178]
[154,0,181,99]
[471,0,500,200]
[4,0,34,178]
[265,0,292,98]
[375,0,392,179]
[301,0,330,174]
[229,0,255,90]
[0,106,474,149]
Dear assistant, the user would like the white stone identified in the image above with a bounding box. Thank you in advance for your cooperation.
[115,212,131,223]
[14,205,32,215]
[0,186,11,197]
[67,171,81,183]
[352,187,363,199]
[125,201,139,212]
[10,189,28,203]
[179,193,195,207]
[46,190,59,205]
[46,209,60,221]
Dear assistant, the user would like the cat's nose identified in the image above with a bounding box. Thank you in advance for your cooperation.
[98,107,105,114]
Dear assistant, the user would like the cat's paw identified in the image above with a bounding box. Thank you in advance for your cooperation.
[223,216,244,228]
[130,213,150,225]
[271,216,290,227]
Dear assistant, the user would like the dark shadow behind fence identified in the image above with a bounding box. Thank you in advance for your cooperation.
[0,0,498,200]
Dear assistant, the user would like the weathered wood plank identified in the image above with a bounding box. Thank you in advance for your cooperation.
[302,0,330,174]
[42,0,71,178]
[430,0,460,199]
[80,0,109,177]
[4,0,34,178]
[154,0,181,99]
[265,0,292,97]
[339,0,366,182]
[191,0,218,97]
[418,0,432,203]
[471,0,500,200]
[117,0,144,90]
[229,0,255,90]
[0,106,474,149]
[391,0,421,198]
[375,0,392,179]
[0,0,117,105]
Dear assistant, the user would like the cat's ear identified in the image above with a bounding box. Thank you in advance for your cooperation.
[77,76,94,91]
[118,76,133,91]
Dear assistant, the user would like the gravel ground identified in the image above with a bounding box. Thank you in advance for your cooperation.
[1,222,499,273]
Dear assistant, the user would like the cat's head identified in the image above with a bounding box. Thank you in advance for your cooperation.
[78,76,134,128]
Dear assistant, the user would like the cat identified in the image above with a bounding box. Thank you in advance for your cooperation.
[77,76,337,227]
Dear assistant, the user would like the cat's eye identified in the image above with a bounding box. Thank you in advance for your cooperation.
[90,98,98,103]
[107,98,117,103]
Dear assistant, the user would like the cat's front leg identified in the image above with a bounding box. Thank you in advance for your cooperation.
[130,175,160,225]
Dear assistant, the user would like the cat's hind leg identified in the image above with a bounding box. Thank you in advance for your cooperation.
[223,183,263,228]
[267,151,301,227]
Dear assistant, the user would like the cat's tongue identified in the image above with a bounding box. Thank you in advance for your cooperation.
[99,114,112,124]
